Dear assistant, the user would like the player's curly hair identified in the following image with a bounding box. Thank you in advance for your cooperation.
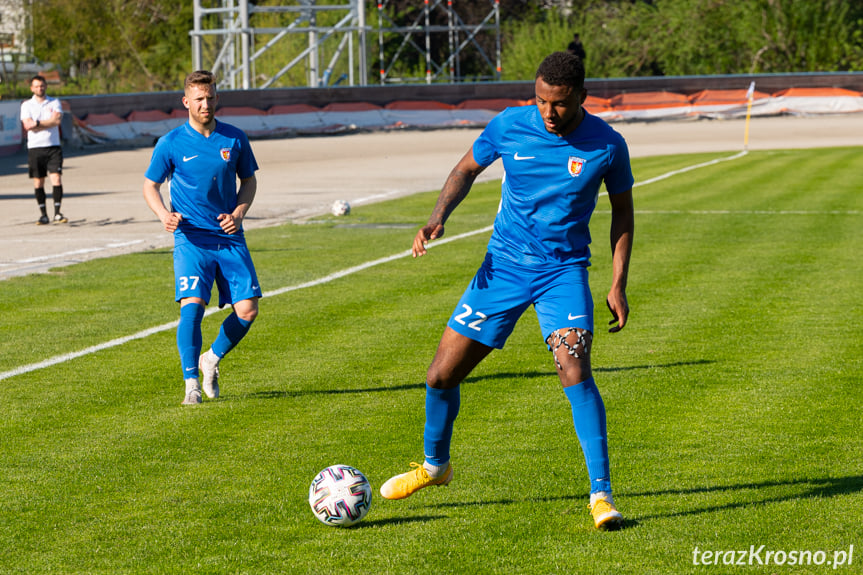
[184,70,216,91]
[535,51,585,89]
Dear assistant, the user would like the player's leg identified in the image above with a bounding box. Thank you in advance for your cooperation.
[536,266,623,530]
[199,242,262,399]
[380,328,492,500]
[47,148,65,223]
[173,239,216,404]
[548,328,621,529]
[381,254,527,500]
[29,149,49,225]
[424,328,493,466]
[178,298,206,404]
[199,296,259,399]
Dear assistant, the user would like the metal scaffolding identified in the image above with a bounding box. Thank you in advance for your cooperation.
[190,0,501,89]
[375,0,501,84]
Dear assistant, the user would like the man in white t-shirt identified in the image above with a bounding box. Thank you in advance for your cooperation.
[20,75,67,225]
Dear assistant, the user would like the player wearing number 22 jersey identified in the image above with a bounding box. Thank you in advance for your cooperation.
[144,70,262,405]
[380,51,635,531]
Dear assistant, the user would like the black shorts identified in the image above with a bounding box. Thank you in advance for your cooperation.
[28,146,63,179]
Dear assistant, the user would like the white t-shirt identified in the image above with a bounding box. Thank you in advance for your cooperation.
[20,95,62,149]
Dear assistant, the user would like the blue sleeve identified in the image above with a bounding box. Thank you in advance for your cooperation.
[145,134,174,183]
[603,135,634,195]
[235,131,259,180]
[471,114,504,167]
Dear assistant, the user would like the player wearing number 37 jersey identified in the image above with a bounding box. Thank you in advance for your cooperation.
[143,70,262,405]
[380,51,635,531]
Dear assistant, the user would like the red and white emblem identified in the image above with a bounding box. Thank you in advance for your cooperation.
[568,156,585,177]
[220,148,231,162]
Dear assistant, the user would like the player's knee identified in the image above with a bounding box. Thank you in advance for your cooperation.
[547,327,592,372]
[237,307,258,323]
[180,297,206,308]
[426,365,460,390]
[234,298,259,322]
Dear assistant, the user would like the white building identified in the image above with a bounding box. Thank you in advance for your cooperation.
[0,0,28,53]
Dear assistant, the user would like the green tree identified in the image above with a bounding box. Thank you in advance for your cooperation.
[749,0,862,73]
[503,0,863,80]
[31,0,192,94]
[19,0,863,95]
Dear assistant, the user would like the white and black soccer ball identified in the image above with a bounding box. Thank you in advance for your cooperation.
[331,199,351,216]
[309,464,372,527]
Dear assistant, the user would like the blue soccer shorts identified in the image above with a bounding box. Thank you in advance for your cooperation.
[173,235,262,308]
[447,253,593,349]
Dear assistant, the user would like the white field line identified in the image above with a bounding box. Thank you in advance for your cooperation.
[0,150,755,382]
[632,150,748,188]
[0,226,493,382]
[15,240,145,264]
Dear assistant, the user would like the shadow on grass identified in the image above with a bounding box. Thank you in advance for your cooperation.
[243,381,426,399]
[349,515,447,528]
[595,359,714,373]
[425,494,640,531]
[242,360,714,400]
[378,474,862,531]
[627,475,863,522]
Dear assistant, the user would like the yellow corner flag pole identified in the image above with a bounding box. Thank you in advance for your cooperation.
[743,81,755,151]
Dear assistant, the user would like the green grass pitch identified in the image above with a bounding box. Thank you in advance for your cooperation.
[0,147,861,574]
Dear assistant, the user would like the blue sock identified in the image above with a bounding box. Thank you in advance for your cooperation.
[177,303,204,379]
[423,384,460,466]
[564,377,611,494]
[211,312,254,358]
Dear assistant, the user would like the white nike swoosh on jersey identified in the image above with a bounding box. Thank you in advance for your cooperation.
[513,152,536,160]
[183,155,199,162]
[568,314,588,320]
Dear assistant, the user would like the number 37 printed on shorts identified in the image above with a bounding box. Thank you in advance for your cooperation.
[179,276,200,292]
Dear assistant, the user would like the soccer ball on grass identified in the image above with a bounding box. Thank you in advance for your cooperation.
[331,199,351,216]
[309,464,372,527]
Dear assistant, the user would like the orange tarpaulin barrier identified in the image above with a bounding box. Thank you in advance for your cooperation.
[610,91,690,110]
[689,89,770,106]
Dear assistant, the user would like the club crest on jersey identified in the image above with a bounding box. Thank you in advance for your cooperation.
[220,148,231,162]
[568,156,585,177]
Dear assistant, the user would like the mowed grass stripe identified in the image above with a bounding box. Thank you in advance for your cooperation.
[0,151,738,380]
[0,147,861,574]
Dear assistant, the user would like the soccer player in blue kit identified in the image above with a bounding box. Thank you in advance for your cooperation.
[380,52,635,530]
[143,70,262,405]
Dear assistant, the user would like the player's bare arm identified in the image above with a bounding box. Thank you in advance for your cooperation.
[607,188,634,332]
[413,149,486,258]
[219,175,257,235]
[142,178,183,233]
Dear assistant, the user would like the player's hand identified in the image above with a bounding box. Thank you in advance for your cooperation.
[412,223,445,258]
[606,289,629,333]
[161,212,182,233]
[218,213,241,234]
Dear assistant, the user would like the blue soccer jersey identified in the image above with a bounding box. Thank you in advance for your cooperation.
[472,106,634,267]
[145,120,259,242]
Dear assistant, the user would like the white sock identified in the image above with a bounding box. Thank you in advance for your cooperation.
[590,491,614,507]
[203,349,220,365]
[423,461,449,478]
